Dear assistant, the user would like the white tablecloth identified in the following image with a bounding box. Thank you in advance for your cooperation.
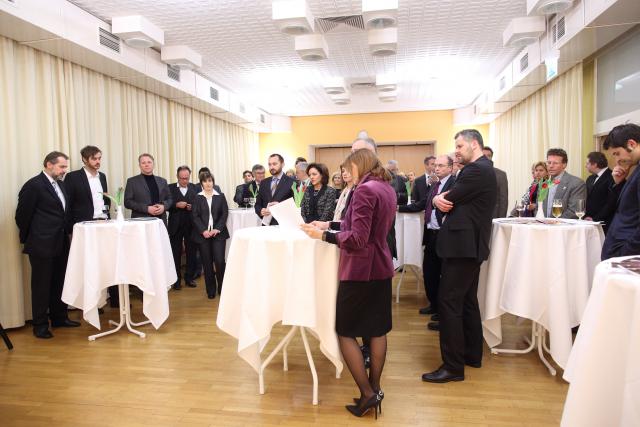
[561,257,640,426]
[394,212,424,269]
[62,218,176,330]
[479,218,605,368]
[225,208,262,257]
[216,226,343,375]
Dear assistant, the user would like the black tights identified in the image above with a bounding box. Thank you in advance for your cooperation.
[339,334,387,405]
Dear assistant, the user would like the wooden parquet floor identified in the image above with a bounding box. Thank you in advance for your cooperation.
[0,275,568,426]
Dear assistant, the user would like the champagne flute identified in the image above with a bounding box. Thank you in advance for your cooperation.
[552,199,563,219]
[249,197,256,208]
[243,198,250,209]
[575,199,585,220]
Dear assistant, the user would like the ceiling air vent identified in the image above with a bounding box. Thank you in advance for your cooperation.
[260,114,266,124]
[316,15,365,34]
[209,87,219,101]
[557,16,566,41]
[520,53,529,72]
[98,27,121,53]
[167,64,180,82]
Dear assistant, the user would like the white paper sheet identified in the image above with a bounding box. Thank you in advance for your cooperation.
[269,197,304,229]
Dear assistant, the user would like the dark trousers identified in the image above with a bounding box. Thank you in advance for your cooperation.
[422,228,442,312]
[438,258,483,374]
[198,238,226,296]
[28,249,69,329]
[170,226,197,284]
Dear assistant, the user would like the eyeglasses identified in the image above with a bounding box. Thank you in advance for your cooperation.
[435,163,451,168]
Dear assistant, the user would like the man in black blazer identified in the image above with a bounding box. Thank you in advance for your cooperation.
[65,145,118,307]
[15,151,80,339]
[254,154,295,225]
[602,124,640,260]
[233,170,255,207]
[411,156,435,204]
[237,164,265,205]
[387,159,409,205]
[423,129,497,383]
[585,151,615,231]
[399,155,454,323]
[168,166,198,290]
[124,153,172,225]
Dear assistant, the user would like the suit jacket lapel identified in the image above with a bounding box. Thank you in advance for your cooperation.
[41,172,64,211]
[81,169,93,202]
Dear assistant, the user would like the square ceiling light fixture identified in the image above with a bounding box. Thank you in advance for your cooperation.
[368,27,397,56]
[272,0,315,35]
[331,92,351,105]
[294,34,328,61]
[161,45,202,70]
[503,16,546,47]
[362,0,398,29]
[111,15,164,48]
[527,0,574,15]
[379,89,397,102]
[324,77,347,95]
[376,74,397,92]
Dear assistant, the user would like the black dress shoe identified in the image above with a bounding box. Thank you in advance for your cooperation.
[33,328,53,339]
[98,308,104,315]
[431,313,440,321]
[419,306,436,315]
[427,321,440,331]
[51,319,81,328]
[422,367,464,383]
[207,293,216,299]
[466,361,482,368]
[185,281,197,288]
[173,282,182,291]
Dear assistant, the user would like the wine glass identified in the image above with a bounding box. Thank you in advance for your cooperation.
[575,199,585,220]
[243,198,250,209]
[515,200,525,218]
[249,197,256,208]
[552,199,563,219]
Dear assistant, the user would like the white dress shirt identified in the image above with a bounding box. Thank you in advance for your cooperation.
[45,171,66,210]
[84,167,106,219]
[427,174,451,230]
[177,182,188,196]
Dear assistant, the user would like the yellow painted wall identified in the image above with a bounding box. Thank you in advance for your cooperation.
[259,111,490,168]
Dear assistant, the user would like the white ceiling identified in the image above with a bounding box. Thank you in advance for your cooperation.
[69,0,527,116]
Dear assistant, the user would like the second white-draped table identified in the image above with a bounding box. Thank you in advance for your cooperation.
[62,218,176,340]
[225,208,262,257]
[479,218,604,374]
[561,256,640,426]
[394,212,425,303]
[216,226,343,405]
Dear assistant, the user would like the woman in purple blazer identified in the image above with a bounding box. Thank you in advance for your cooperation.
[302,149,397,419]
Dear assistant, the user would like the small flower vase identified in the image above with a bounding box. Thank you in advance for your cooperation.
[116,205,125,222]
[407,196,412,205]
[536,202,545,219]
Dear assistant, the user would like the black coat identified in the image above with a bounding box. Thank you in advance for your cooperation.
[301,185,337,223]
[15,172,70,258]
[586,168,614,221]
[168,183,198,236]
[64,168,109,225]
[190,193,230,244]
[390,174,408,205]
[410,174,430,204]
[254,174,295,225]
[436,156,497,262]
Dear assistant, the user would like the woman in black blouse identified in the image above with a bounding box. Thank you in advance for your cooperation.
[191,171,229,299]
[300,163,337,223]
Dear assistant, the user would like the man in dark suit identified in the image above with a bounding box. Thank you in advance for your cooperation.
[254,154,295,225]
[15,151,80,339]
[423,129,497,383]
[602,124,640,260]
[236,164,265,205]
[584,151,615,231]
[399,155,454,324]
[168,165,198,290]
[387,159,409,205]
[411,156,435,204]
[65,145,118,307]
[124,153,173,225]
[482,147,509,218]
[233,170,255,207]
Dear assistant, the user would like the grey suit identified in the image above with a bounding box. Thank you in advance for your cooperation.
[542,172,587,219]
[493,167,509,218]
[124,174,173,224]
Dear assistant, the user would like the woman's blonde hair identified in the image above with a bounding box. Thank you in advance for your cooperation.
[331,171,344,189]
[532,161,549,180]
[342,149,392,182]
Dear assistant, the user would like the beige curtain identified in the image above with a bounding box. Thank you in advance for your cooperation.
[0,36,259,328]
[490,64,583,211]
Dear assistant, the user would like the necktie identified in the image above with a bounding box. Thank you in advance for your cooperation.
[425,181,441,223]
[271,178,279,196]
[52,181,66,210]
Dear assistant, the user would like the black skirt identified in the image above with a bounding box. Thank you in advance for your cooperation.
[335,278,392,338]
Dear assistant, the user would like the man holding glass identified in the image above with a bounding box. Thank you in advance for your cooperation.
[543,148,586,219]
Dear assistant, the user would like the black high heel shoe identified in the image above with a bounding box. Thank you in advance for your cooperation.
[353,389,384,409]
[346,393,381,419]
